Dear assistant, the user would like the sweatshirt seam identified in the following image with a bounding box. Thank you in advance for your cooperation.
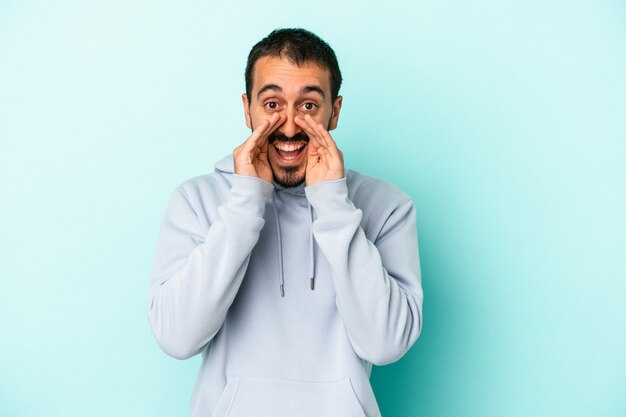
[173,186,203,233]
[373,197,413,244]
[226,374,351,384]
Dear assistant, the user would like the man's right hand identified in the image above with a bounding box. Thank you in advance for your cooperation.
[233,112,285,183]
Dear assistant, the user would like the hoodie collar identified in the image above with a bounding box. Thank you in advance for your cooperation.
[215,153,315,297]
[215,154,306,196]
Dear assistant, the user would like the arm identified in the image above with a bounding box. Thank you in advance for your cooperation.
[306,179,423,366]
[148,113,284,359]
[147,176,273,359]
[296,114,422,366]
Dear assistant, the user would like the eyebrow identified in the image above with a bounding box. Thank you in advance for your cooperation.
[256,84,326,102]
[257,84,282,99]
[302,85,326,101]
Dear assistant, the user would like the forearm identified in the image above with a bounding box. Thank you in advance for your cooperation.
[306,179,423,365]
[148,175,273,359]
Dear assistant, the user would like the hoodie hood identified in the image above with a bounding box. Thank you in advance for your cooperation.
[215,154,307,196]
[214,154,235,174]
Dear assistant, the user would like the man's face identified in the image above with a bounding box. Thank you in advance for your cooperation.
[243,56,342,187]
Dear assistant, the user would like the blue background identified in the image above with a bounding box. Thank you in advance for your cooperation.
[1,1,625,416]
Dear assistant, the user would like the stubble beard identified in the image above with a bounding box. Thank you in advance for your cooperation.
[271,164,304,188]
[250,115,332,188]
[267,130,310,188]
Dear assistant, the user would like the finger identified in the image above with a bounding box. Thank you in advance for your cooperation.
[245,117,271,150]
[246,113,281,150]
[255,113,287,152]
[306,114,339,149]
[298,117,336,165]
[263,112,287,141]
[305,116,334,153]
[295,115,325,148]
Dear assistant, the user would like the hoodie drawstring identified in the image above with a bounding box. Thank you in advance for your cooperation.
[272,190,316,297]
[272,191,285,297]
[309,203,315,290]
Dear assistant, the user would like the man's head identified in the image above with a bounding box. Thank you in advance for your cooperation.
[245,28,343,105]
[242,28,343,188]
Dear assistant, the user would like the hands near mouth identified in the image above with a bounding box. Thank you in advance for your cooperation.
[295,114,344,186]
[234,112,286,184]
[233,112,344,186]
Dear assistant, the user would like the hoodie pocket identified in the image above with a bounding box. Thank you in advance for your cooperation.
[210,376,367,417]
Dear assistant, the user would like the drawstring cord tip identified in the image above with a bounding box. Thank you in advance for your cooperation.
[280,284,285,297]
[310,277,315,290]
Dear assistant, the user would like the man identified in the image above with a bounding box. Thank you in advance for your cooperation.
[148,28,423,417]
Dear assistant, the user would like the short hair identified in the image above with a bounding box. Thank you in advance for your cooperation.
[245,28,342,103]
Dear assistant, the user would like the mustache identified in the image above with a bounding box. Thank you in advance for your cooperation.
[267,130,309,145]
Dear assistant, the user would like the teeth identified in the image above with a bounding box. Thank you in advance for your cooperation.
[274,142,305,152]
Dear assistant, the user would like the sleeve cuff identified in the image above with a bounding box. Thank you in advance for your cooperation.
[224,174,274,217]
[305,177,356,218]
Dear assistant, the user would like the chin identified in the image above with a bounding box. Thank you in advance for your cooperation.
[272,166,306,188]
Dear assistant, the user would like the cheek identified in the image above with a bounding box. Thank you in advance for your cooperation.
[250,107,274,123]
[317,109,333,125]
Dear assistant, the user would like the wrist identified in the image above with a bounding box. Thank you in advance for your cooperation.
[225,174,274,217]
[305,177,355,218]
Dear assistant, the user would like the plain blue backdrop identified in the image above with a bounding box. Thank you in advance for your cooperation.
[1,1,625,416]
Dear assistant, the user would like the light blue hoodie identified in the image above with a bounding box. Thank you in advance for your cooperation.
[148,154,423,417]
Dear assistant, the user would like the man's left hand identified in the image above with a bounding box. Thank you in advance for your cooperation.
[296,114,345,186]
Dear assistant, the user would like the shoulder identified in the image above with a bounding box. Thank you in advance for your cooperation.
[345,169,415,238]
[345,169,412,210]
[173,170,233,209]
[174,154,234,197]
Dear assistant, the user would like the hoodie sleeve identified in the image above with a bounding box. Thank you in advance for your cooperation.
[148,174,273,360]
[305,177,423,366]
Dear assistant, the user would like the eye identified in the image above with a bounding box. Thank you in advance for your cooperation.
[264,101,280,111]
[300,102,318,112]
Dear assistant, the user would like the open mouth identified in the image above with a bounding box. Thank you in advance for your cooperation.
[273,141,307,163]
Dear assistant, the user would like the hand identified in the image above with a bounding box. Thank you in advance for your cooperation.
[295,114,345,186]
[233,112,285,183]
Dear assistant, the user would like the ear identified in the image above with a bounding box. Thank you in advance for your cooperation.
[242,93,252,129]
[328,96,343,131]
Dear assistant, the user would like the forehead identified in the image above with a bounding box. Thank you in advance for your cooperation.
[251,56,331,97]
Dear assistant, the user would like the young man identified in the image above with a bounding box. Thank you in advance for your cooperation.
[148,28,423,417]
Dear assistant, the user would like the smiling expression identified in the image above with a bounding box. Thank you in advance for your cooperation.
[242,56,342,187]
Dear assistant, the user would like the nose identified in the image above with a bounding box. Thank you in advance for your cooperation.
[277,108,301,138]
